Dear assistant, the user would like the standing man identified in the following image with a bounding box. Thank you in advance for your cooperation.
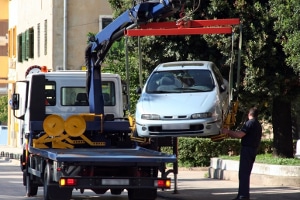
[223,107,262,200]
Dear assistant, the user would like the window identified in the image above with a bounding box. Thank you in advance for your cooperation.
[17,27,34,62]
[61,87,87,106]
[8,26,17,58]
[44,20,47,55]
[102,81,115,106]
[99,15,112,31]
[25,29,29,60]
[37,23,40,57]
[61,81,115,106]
[0,20,8,56]
[21,32,25,61]
[13,27,16,57]
[17,34,22,62]
[146,70,214,93]
[28,27,34,58]
[45,82,56,106]
[211,64,224,90]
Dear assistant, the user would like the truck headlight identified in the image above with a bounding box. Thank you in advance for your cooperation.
[141,114,161,120]
[191,112,212,119]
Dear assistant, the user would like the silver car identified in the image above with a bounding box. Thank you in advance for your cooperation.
[135,61,229,137]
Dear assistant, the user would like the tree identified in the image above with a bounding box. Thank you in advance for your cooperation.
[269,0,300,157]
[103,38,141,114]
[0,95,8,124]
[106,0,297,157]
[203,0,296,158]
[270,0,300,72]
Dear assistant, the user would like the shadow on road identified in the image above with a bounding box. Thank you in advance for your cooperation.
[158,186,300,200]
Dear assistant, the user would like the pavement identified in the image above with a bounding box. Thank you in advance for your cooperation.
[1,145,300,199]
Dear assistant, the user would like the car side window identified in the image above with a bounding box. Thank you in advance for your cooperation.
[211,64,224,90]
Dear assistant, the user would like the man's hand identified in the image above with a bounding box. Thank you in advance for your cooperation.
[222,128,246,139]
[222,128,230,138]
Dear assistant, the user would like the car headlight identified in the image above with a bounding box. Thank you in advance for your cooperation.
[191,112,212,119]
[141,114,161,120]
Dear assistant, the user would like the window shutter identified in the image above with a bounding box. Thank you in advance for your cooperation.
[29,28,34,58]
[21,32,25,61]
[17,34,22,62]
[25,30,29,60]
[8,29,12,57]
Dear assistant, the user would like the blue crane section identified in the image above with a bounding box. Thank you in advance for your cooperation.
[85,0,183,115]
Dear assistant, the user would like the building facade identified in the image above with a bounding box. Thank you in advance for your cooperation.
[7,0,113,147]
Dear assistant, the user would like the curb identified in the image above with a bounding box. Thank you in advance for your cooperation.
[209,158,300,187]
[0,156,20,165]
[0,151,22,159]
[0,150,21,166]
[209,167,300,187]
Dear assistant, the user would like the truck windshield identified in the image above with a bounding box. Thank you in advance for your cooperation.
[146,69,215,93]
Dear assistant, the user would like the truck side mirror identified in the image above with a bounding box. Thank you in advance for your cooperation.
[11,94,20,110]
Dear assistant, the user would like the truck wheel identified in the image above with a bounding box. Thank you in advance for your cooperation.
[128,189,157,200]
[22,169,26,186]
[43,163,72,200]
[25,171,38,196]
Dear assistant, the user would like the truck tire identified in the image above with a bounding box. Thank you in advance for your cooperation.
[128,188,157,200]
[25,170,38,196]
[22,169,26,186]
[43,163,72,200]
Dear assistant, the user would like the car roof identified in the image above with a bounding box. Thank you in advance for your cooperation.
[154,61,213,71]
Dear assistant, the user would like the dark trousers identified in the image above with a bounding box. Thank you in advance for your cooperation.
[238,146,257,197]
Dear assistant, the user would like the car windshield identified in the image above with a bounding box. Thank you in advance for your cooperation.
[146,69,215,93]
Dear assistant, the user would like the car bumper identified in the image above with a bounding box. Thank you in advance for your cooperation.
[136,118,221,137]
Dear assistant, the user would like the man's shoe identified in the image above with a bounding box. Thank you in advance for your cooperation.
[232,196,250,200]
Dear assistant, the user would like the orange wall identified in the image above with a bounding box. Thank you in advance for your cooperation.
[0,57,8,78]
[0,0,9,19]
[0,0,8,78]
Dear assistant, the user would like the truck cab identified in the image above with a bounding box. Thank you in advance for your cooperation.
[40,71,126,120]
[12,71,128,146]
[11,70,175,200]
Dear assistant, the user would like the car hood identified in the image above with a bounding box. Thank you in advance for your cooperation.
[137,91,218,116]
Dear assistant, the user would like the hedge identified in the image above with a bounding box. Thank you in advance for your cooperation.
[161,138,273,167]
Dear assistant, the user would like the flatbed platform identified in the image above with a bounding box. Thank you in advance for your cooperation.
[29,146,176,164]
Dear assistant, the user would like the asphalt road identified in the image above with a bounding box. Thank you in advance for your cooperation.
[0,158,300,200]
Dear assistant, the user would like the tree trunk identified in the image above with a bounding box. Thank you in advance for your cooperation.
[272,96,294,158]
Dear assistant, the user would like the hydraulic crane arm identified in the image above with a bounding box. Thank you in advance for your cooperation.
[85,0,184,115]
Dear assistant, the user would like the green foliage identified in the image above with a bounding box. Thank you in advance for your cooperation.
[103,38,141,114]
[86,32,95,44]
[0,95,8,124]
[162,138,277,167]
[105,0,299,158]
[176,138,234,167]
[205,0,299,113]
[106,0,300,117]
[270,0,300,72]
[221,153,300,166]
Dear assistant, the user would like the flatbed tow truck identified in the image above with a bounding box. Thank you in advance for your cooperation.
[10,1,241,199]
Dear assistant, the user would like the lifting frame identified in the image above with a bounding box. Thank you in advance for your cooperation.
[124,18,242,193]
